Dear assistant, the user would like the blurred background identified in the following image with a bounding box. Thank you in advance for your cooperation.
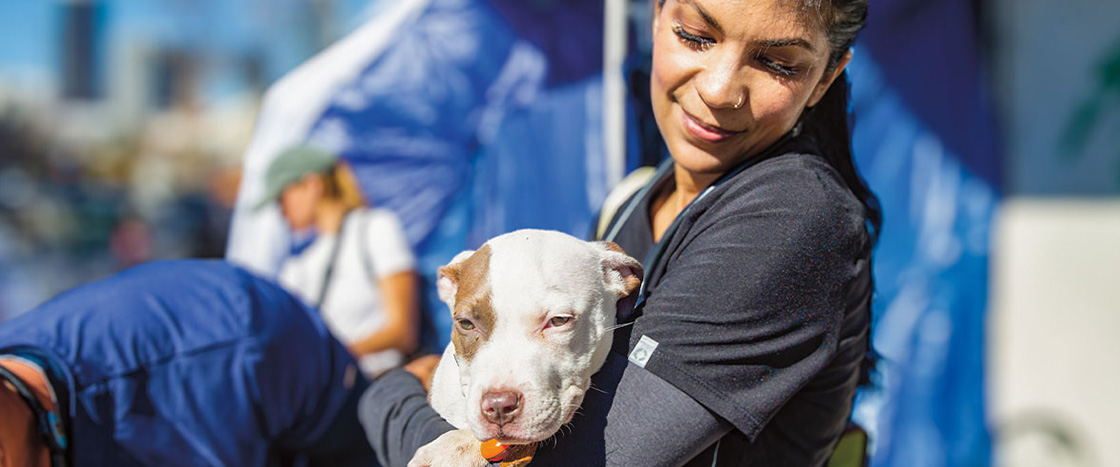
[0,0,367,311]
[0,0,1117,466]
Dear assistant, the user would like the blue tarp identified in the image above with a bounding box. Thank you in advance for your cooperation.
[849,0,999,464]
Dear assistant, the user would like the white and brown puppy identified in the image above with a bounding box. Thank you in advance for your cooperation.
[410,229,641,467]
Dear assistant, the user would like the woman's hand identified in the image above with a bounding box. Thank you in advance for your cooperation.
[404,354,442,392]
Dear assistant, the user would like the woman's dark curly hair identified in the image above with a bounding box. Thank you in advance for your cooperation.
[794,0,881,242]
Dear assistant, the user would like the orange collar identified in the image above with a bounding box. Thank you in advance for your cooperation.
[0,360,52,467]
[0,359,55,412]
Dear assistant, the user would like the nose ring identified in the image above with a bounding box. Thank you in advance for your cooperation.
[697,87,746,110]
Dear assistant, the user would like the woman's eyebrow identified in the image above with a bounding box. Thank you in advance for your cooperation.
[681,0,724,35]
[681,0,817,54]
[758,38,816,53]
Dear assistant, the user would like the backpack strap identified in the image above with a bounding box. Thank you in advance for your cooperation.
[314,212,353,309]
[358,210,377,284]
[595,165,660,241]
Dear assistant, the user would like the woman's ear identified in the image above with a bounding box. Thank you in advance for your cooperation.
[807,50,852,108]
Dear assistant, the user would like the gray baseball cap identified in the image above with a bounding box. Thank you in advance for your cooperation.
[254,146,338,210]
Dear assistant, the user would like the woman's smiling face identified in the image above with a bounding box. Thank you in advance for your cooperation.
[651,0,847,178]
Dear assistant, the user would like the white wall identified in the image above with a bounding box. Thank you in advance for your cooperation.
[990,199,1120,467]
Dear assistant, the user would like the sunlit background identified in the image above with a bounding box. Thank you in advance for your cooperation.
[0,0,383,312]
[1,0,1117,466]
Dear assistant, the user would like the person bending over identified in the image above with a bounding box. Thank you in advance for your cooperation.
[0,259,376,466]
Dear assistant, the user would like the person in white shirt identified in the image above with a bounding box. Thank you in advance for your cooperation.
[257,145,420,377]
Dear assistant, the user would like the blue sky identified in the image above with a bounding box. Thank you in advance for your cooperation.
[0,0,378,96]
[0,2,57,70]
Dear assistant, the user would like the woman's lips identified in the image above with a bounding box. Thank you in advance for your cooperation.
[682,111,743,143]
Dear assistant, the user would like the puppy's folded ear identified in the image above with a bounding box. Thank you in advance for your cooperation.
[595,242,644,295]
[437,250,475,305]
[594,242,643,321]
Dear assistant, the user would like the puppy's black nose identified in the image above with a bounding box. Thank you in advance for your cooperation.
[481,390,522,425]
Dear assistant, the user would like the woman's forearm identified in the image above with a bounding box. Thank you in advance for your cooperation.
[359,369,455,466]
[349,271,419,356]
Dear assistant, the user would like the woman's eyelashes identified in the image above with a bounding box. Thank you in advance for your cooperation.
[672,24,714,51]
[672,23,801,77]
[756,54,799,76]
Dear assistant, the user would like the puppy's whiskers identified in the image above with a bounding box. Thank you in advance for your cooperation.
[606,322,635,332]
[544,430,562,448]
[588,383,608,394]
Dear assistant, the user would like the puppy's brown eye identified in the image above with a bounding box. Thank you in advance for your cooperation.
[457,319,476,331]
[549,316,573,327]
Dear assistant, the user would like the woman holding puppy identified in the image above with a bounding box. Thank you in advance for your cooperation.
[362,0,879,465]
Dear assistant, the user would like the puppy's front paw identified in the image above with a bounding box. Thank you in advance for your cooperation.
[408,430,488,467]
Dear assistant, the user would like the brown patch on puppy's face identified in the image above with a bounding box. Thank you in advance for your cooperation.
[444,244,495,362]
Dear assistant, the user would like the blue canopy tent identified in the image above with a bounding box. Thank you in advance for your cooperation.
[226,0,614,351]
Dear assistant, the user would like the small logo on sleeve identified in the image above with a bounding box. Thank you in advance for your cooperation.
[628,335,659,368]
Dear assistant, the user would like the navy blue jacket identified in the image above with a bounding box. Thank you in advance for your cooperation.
[0,260,372,466]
